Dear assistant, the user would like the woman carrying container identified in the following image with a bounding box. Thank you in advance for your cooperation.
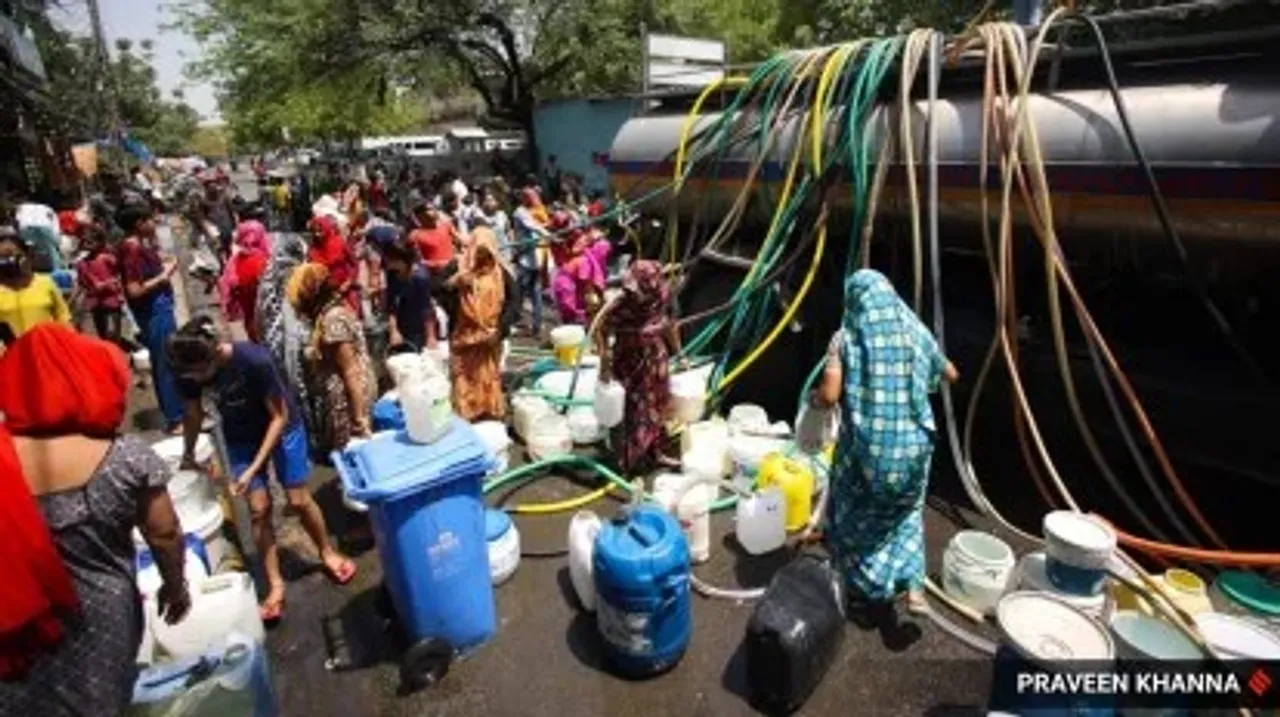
[0,324,190,715]
[597,260,685,473]
[167,316,355,622]
[286,262,377,453]
[446,227,507,421]
[809,270,959,616]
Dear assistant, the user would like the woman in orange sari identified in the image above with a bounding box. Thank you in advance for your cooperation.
[447,227,507,421]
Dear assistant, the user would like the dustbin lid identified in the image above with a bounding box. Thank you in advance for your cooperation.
[485,509,512,542]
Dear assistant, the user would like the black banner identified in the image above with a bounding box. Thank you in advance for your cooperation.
[989,659,1280,712]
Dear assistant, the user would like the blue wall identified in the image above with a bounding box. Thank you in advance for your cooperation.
[534,98,640,196]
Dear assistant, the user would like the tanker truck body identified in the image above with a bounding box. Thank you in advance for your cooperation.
[606,30,1279,548]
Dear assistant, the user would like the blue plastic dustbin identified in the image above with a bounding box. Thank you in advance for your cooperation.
[333,421,497,655]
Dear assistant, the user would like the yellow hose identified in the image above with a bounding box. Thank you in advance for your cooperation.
[507,485,620,515]
[716,45,851,392]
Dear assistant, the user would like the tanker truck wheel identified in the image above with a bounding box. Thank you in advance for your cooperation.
[398,637,452,694]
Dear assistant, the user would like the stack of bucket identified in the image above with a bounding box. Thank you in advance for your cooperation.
[138,435,229,572]
[1015,511,1115,619]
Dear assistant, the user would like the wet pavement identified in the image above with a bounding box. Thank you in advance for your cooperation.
[135,191,1015,716]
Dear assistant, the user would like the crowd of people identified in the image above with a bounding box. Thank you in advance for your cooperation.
[0,145,970,715]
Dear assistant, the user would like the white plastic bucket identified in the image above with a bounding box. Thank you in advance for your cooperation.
[727,404,770,434]
[1195,612,1280,660]
[150,435,215,474]
[735,487,787,556]
[512,392,553,442]
[150,573,265,659]
[941,530,1016,615]
[132,349,152,372]
[1017,552,1108,620]
[567,511,601,611]
[669,371,707,424]
[137,541,211,599]
[526,413,572,460]
[486,510,520,586]
[402,374,453,444]
[535,368,597,402]
[997,591,1115,662]
[1043,511,1115,570]
[567,407,603,444]
[1110,611,1202,661]
[472,420,512,475]
[681,419,731,479]
[133,499,228,573]
[593,380,625,429]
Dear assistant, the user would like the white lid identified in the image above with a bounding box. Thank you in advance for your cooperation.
[997,591,1114,661]
[1195,612,1280,660]
[1043,511,1116,553]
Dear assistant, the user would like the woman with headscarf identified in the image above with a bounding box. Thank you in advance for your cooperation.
[167,317,355,621]
[306,215,359,315]
[551,222,610,325]
[810,269,959,616]
[0,324,190,715]
[445,227,507,421]
[287,262,377,454]
[597,260,684,473]
[218,220,272,342]
[256,233,318,437]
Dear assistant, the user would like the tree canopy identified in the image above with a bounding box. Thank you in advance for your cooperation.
[31,20,203,157]
[169,0,1179,150]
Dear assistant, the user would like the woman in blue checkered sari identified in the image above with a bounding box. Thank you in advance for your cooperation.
[811,269,958,614]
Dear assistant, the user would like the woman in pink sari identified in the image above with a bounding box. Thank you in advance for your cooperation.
[217,220,272,341]
[552,228,610,325]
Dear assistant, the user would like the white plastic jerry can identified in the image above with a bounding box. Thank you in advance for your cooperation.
[593,380,626,429]
[402,374,454,444]
[735,486,787,555]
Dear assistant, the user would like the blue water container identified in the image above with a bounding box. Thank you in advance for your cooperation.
[334,420,496,654]
[592,505,691,677]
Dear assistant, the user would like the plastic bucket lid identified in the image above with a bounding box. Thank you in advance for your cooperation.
[997,591,1114,663]
[1195,612,1280,660]
[485,509,513,542]
[1110,611,1202,660]
[1215,570,1280,617]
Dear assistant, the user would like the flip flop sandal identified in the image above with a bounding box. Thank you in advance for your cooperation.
[325,559,358,586]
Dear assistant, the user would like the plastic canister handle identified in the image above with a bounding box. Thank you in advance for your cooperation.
[628,520,660,549]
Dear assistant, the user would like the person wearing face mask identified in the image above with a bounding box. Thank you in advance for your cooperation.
[0,226,71,343]
[167,316,355,622]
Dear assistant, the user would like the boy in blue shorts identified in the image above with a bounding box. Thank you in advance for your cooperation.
[168,316,354,621]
